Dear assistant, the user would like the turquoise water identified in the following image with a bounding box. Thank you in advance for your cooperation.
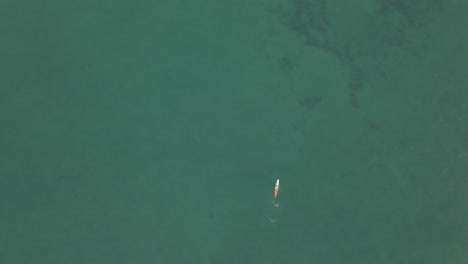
[1,1,467,263]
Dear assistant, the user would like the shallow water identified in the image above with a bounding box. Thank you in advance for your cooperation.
[1,1,467,263]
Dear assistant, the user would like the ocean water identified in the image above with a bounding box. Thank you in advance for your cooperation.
[1,0,467,263]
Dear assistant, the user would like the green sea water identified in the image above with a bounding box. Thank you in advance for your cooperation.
[1,1,467,263]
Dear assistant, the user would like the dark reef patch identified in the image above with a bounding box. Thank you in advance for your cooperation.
[299,95,322,111]
[270,0,442,109]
